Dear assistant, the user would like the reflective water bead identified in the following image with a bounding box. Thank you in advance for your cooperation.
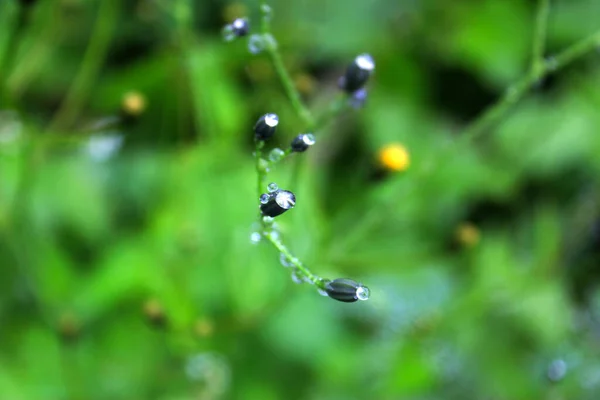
[260,4,273,20]
[547,359,567,382]
[221,24,236,42]
[356,285,370,301]
[267,182,278,192]
[259,194,270,204]
[263,216,274,224]
[249,232,262,244]
[291,269,304,284]
[280,253,293,267]
[268,148,285,162]
[248,34,265,54]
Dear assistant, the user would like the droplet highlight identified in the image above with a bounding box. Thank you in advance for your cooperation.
[269,148,285,162]
[267,182,278,192]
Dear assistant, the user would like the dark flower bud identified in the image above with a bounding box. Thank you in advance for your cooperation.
[290,133,316,152]
[260,189,295,217]
[324,278,370,303]
[231,17,250,37]
[339,54,375,93]
[254,113,279,140]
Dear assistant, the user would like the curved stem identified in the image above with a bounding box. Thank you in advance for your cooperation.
[531,0,550,73]
[259,3,314,129]
[46,0,118,132]
[264,231,323,287]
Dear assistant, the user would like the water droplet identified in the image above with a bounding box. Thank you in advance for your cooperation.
[250,232,262,244]
[262,33,277,50]
[248,34,265,54]
[291,269,304,284]
[267,182,278,192]
[280,253,293,267]
[260,4,273,20]
[259,194,270,204]
[263,216,274,224]
[269,148,285,162]
[356,285,370,301]
[545,56,558,71]
[547,359,567,382]
[269,230,280,241]
[222,24,236,42]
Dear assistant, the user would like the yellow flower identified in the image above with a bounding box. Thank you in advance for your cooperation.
[122,91,147,117]
[455,222,480,248]
[378,143,410,172]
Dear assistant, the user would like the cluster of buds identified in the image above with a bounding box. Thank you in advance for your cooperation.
[251,112,369,303]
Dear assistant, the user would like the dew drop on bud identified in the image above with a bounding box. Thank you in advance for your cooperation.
[267,182,278,192]
[248,34,265,54]
[222,24,236,42]
[263,216,274,224]
[269,148,285,162]
[250,232,262,244]
[356,285,370,301]
[259,194,270,204]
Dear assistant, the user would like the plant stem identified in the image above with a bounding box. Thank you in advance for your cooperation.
[531,0,550,73]
[255,139,266,220]
[46,0,117,132]
[259,3,315,129]
[264,231,323,287]
[462,28,600,143]
[0,3,28,107]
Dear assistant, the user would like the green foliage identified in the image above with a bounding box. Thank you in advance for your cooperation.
[1,0,600,399]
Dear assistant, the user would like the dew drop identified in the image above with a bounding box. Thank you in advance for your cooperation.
[262,33,277,50]
[259,194,270,204]
[547,359,567,382]
[269,148,285,162]
[263,216,274,224]
[260,4,273,20]
[545,56,558,71]
[248,34,265,54]
[280,253,293,267]
[291,269,304,284]
[267,182,278,192]
[222,24,236,42]
[250,232,262,244]
[356,285,370,301]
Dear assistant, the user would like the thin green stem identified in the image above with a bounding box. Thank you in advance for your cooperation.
[46,0,118,132]
[255,139,267,222]
[314,94,349,129]
[462,28,600,143]
[259,4,315,129]
[0,3,28,107]
[531,0,550,73]
[264,231,323,287]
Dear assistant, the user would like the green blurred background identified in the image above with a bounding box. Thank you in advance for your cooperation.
[1,0,600,398]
